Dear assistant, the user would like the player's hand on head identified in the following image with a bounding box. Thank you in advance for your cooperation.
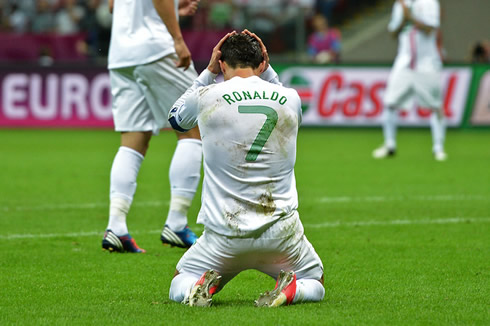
[207,31,236,74]
[174,37,192,70]
[242,29,269,71]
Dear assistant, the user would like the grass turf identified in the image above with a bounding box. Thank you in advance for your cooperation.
[0,128,489,325]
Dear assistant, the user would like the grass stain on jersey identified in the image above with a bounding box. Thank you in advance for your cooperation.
[257,190,276,216]
[200,98,221,124]
[224,206,245,234]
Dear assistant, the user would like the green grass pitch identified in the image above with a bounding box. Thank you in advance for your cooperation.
[0,128,489,325]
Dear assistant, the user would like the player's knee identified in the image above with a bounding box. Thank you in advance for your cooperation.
[169,278,184,303]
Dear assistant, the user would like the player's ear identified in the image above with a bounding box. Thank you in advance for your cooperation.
[259,60,266,74]
[219,60,226,75]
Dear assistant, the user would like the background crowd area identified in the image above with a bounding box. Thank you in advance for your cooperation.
[0,0,374,65]
[0,0,488,66]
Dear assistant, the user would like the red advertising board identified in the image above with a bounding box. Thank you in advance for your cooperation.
[279,67,472,127]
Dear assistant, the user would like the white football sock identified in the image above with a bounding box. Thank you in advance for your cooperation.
[166,196,192,231]
[382,107,397,149]
[165,139,202,231]
[169,273,199,303]
[430,110,446,153]
[293,279,325,303]
[107,146,144,236]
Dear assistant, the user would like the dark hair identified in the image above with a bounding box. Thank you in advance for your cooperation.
[220,34,264,69]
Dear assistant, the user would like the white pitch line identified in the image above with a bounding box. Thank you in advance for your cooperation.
[0,229,162,240]
[303,217,490,229]
[1,200,168,212]
[317,195,489,203]
[1,195,488,212]
[1,217,489,240]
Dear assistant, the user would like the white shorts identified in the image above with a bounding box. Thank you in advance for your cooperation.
[175,213,324,291]
[109,54,198,135]
[384,68,442,110]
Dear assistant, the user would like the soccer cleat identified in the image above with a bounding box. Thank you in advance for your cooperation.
[255,270,297,307]
[434,151,448,161]
[102,229,145,253]
[187,269,221,307]
[161,225,197,248]
[372,145,396,159]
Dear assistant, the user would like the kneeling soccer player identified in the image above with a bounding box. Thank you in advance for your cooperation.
[167,30,325,307]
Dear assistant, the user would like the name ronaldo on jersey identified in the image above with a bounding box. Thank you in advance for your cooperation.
[222,90,288,105]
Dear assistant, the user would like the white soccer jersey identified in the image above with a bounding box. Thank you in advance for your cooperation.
[389,0,441,72]
[108,0,178,69]
[169,67,303,237]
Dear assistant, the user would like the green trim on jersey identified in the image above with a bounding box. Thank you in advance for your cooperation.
[238,105,278,162]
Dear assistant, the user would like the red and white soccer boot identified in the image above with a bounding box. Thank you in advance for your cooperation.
[188,269,221,307]
[255,270,297,307]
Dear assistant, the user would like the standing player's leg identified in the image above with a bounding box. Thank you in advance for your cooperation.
[376,106,398,157]
[102,67,153,253]
[373,69,412,159]
[430,110,447,160]
[415,71,447,161]
[161,127,202,248]
[103,132,151,253]
[134,56,203,248]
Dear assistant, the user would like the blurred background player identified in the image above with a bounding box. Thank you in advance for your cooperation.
[167,31,324,307]
[102,0,203,253]
[373,0,447,161]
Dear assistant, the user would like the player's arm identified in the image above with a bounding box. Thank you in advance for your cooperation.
[399,0,438,35]
[292,90,303,126]
[260,66,282,85]
[388,1,407,38]
[169,70,217,132]
[152,0,192,69]
[169,32,234,131]
[390,19,407,39]
[108,0,114,13]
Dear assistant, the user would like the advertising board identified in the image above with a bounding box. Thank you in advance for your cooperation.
[0,66,113,127]
[278,66,472,127]
[0,65,475,128]
[470,69,490,126]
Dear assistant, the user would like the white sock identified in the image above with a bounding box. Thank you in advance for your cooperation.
[430,110,446,153]
[382,107,397,149]
[293,279,325,303]
[107,146,144,236]
[166,196,192,231]
[169,273,199,303]
[165,139,202,231]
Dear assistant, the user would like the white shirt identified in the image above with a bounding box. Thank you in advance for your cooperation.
[389,0,441,72]
[108,0,178,69]
[169,67,303,237]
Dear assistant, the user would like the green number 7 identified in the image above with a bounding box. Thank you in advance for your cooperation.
[238,105,278,162]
